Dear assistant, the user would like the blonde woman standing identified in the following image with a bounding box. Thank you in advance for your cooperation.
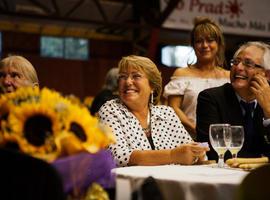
[164,17,230,138]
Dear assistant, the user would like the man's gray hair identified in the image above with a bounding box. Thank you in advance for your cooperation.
[234,41,270,70]
[103,67,119,91]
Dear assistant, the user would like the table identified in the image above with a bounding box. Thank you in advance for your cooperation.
[113,165,249,200]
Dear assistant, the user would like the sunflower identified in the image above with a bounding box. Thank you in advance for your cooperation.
[40,88,73,123]
[65,94,82,107]
[59,104,114,155]
[5,101,63,161]
[3,86,40,106]
[0,87,40,121]
[0,87,115,162]
[0,132,21,151]
[83,96,94,108]
[40,88,68,105]
[0,100,11,123]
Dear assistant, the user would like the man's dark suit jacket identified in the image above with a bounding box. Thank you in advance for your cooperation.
[196,83,270,161]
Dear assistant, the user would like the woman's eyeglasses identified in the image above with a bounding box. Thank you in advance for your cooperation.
[118,73,144,81]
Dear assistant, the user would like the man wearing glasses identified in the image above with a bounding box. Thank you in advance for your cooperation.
[196,41,270,160]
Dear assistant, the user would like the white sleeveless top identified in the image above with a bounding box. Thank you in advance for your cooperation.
[163,76,229,124]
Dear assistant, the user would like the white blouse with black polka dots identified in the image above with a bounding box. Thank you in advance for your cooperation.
[98,99,193,167]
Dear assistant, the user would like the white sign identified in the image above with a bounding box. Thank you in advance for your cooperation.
[161,0,270,37]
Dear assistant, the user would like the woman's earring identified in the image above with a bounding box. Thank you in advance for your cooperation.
[151,91,154,104]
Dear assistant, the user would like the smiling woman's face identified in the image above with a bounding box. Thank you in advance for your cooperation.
[193,33,218,63]
[118,67,152,109]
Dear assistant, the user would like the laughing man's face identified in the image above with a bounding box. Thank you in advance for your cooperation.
[230,45,265,96]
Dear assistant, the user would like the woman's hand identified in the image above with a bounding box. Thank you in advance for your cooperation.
[170,142,209,165]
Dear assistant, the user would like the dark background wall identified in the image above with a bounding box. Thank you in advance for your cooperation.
[2,31,175,99]
[1,1,270,101]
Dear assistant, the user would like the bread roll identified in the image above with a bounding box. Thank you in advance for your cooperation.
[239,163,269,170]
[226,157,269,168]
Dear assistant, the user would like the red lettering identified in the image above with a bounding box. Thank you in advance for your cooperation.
[189,0,224,14]
[189,0,200,11]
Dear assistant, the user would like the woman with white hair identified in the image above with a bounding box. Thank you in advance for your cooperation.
[0,55,39,93]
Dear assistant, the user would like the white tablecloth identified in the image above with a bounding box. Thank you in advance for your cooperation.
[113,165,249,200]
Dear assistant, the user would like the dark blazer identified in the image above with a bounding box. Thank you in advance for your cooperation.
[90,89,118,115]
[196,83,270,161]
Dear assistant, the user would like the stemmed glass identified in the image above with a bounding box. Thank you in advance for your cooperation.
[209,124,231,167]
[224,126,232,152]
[228,125,244,159]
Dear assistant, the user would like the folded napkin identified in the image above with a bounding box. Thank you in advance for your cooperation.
[226,157,269,170]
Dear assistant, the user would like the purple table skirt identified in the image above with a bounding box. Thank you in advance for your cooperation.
[52,150,116,194]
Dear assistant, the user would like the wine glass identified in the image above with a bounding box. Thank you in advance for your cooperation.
[228,125,244,159]
[209,124,231,167]
[224,126,232,151]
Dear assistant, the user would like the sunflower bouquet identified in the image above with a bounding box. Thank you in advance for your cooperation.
[0,87,115,162]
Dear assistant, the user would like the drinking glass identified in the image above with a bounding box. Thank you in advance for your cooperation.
[224,126,232,150]
[228,125,244,158]
[209,124,231,167]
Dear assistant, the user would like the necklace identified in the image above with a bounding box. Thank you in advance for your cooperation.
[142,109,155,150]
[142,110,151,137]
